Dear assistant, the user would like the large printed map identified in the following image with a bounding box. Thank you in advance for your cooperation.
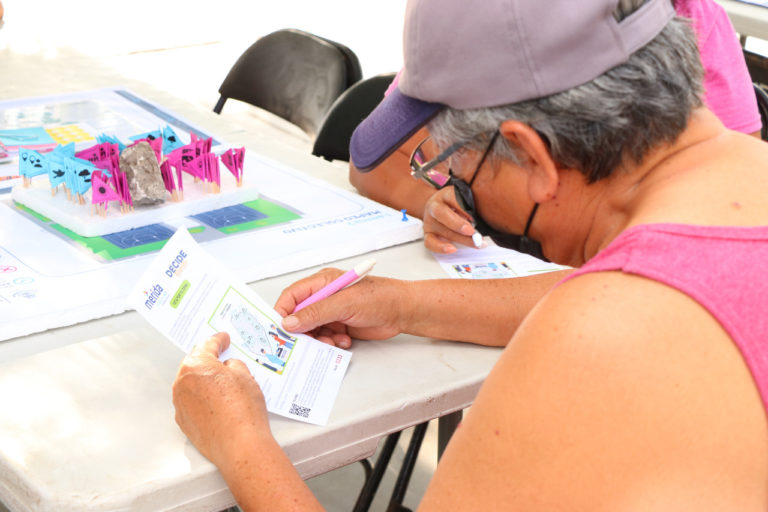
[0,88,422,341]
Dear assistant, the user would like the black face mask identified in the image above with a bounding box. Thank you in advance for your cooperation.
[471,203,547,261]
[453,177,548,261]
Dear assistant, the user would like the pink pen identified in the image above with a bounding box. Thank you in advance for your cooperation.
[293,258,376,312]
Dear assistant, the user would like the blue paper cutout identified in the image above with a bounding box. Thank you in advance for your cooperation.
[161,125,184,153]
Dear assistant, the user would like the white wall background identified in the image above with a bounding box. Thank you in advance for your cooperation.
[0,1,408,110]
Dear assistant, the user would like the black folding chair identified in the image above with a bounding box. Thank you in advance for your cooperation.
[312,72,397,162]
[754,82,768,141]
[213,29,362,138]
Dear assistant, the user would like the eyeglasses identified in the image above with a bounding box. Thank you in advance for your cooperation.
[410,129,550,191]
[409,136,467,189]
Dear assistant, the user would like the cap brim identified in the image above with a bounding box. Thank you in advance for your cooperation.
[350,88,443,172]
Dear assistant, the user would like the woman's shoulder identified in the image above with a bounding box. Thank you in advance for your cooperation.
[425,267,768,510]
[532,269,667,341]
[525,265,727,359]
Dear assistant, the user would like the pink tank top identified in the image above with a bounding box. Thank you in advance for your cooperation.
[675,0,762,134]
[563,223,768,410]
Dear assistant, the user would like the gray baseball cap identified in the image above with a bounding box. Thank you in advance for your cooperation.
[350,0,675,171]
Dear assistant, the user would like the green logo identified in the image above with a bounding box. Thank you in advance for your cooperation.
[170,280,191,309]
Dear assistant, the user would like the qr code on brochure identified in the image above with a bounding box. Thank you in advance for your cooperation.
[289,403,311,418]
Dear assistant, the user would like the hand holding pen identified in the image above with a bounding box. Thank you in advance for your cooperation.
[293,258,376,312]
[274,258,405,348]
[422,185,486,254]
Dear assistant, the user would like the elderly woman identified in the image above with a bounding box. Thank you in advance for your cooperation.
[172,0,768,509]
[349,0,762,243]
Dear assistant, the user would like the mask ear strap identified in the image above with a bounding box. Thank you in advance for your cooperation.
[468,130,500,187]
[522,203,539,237]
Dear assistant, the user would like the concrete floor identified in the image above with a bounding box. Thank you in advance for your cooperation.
[0,2,440,511]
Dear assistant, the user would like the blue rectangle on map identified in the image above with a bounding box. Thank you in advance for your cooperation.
[192,204,267,228]
[103,224,175,249]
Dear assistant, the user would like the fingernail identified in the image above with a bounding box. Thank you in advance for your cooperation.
[283,315,299,329]
[459,224,474,236]
[443,245,457,254]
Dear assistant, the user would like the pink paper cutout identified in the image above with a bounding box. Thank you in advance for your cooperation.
[160,160,176,193]
[91,170,121,204]
[220,147,244,184]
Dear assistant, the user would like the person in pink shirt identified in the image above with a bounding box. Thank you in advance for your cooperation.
[171,0,768,509]
[675,0,762,135]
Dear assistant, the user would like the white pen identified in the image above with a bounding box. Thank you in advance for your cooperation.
[472,231,484,249]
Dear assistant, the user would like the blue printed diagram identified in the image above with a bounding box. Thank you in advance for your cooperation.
[102,224,175,249]
[452,261,515,279]
[229,306,295,374]
[192,204,267,229]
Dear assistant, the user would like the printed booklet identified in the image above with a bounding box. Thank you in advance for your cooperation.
[128,228,351,425]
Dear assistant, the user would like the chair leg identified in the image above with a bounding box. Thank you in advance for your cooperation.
[437,410,462,460]
[213,96,227,114]
[385,421,429,512]
[352,431,402,512]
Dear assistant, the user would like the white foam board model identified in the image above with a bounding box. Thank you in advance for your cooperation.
[11,174,258,237]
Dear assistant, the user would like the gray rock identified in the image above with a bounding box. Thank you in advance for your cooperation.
[120,142,166,206]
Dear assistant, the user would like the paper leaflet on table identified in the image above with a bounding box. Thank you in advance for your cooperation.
[0,124,96,153]
[127,228,352,425]
[0,126,56,152]
[433,239,569,279]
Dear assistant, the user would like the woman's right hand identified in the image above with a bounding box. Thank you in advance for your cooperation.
[274,269,411,349]
[423,185,483,253]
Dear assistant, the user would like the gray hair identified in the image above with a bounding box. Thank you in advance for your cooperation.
[427,16,703,183]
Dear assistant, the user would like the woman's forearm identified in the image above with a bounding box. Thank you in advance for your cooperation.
[218,429,325,512]
[401,269,571,346]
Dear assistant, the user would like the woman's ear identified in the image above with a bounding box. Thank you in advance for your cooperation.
[499,120,559,203]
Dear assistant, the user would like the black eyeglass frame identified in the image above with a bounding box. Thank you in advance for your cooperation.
[409,137,471,189]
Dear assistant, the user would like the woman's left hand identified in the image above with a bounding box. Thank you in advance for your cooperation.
[172,332,270,467]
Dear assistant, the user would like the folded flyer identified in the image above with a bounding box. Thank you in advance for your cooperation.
[433,239,568,279]
[127,228,351,425]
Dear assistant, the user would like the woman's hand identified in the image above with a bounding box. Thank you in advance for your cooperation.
[422,185,482,253]
[274,269,411,348]
[172,332,270,467]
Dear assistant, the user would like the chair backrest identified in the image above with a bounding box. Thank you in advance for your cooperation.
[754,83,768,142]
[214,29,361,138]
[744,49,768,88]
[312,72,397,162]
[316,36,363,91]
